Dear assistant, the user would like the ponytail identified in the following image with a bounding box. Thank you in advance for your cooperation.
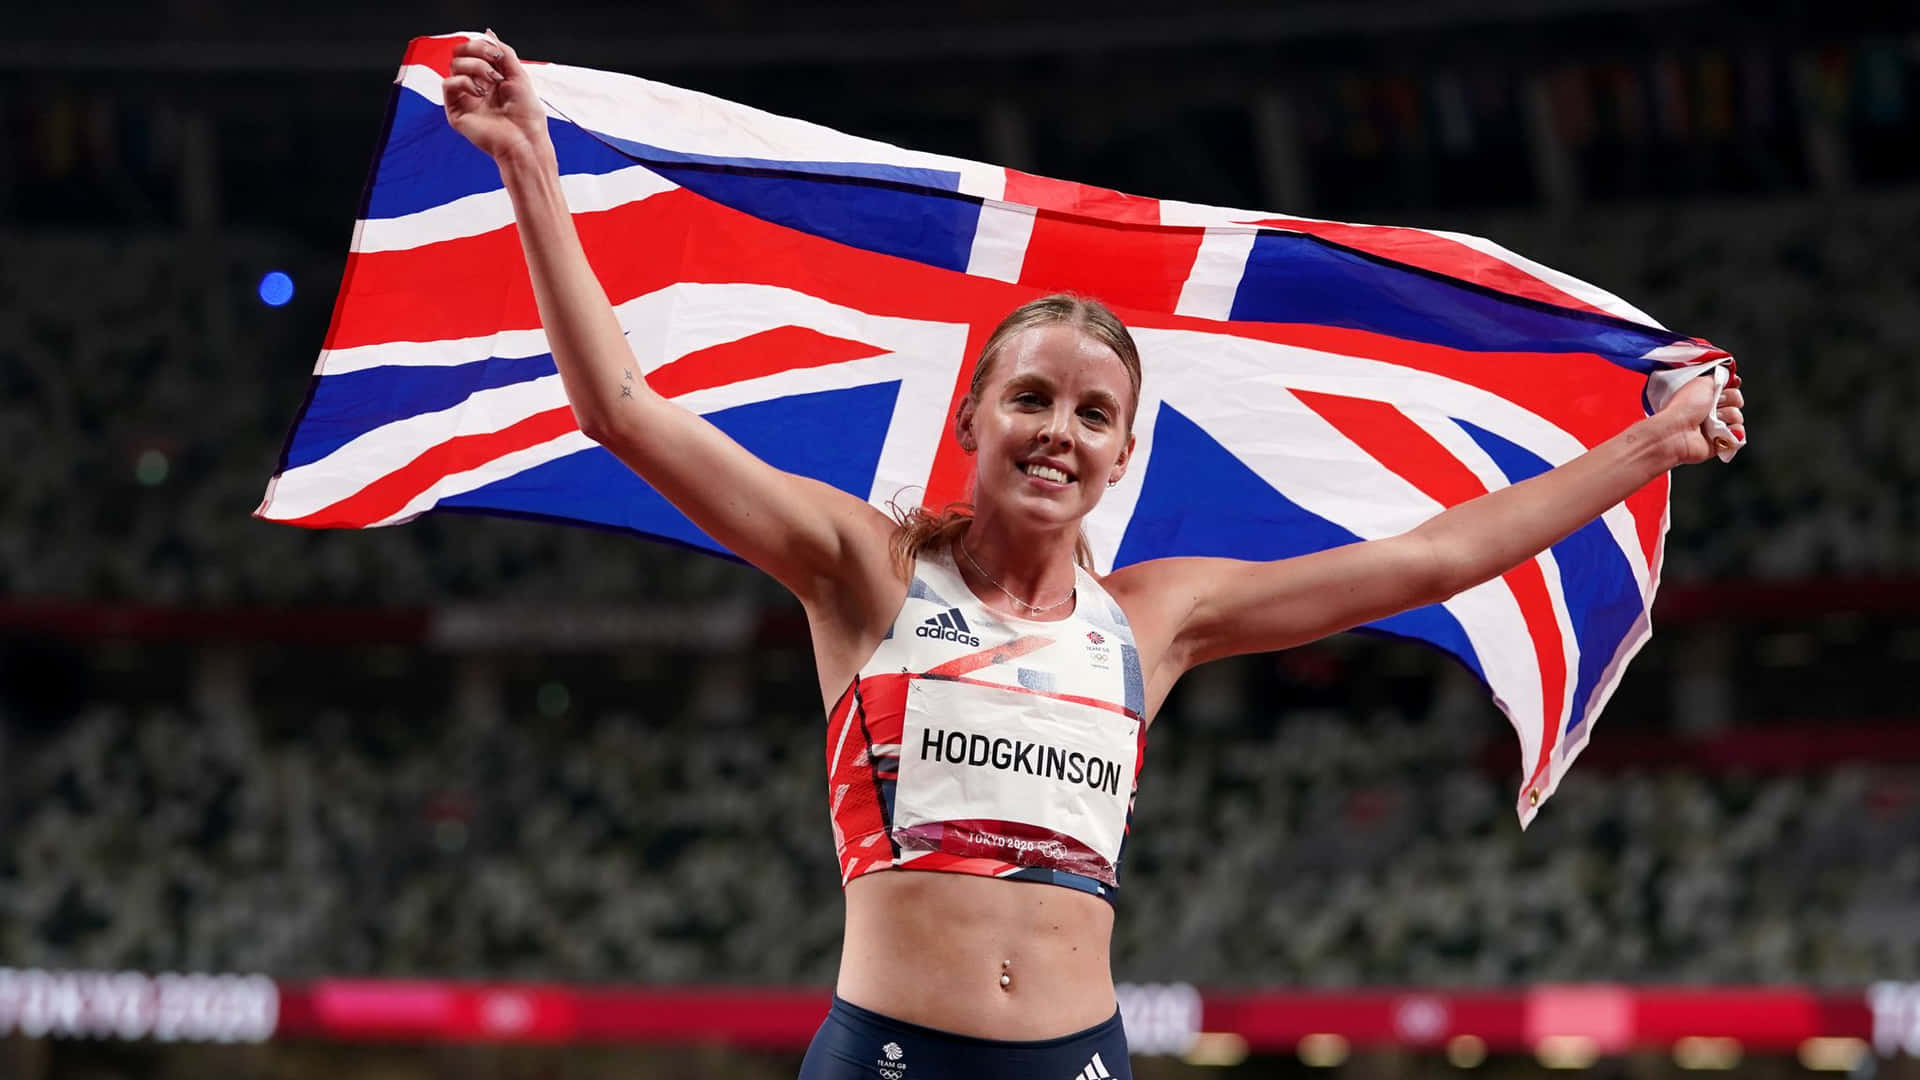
[889,501,1096,579]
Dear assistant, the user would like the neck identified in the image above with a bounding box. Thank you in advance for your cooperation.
[958,507,1081,610]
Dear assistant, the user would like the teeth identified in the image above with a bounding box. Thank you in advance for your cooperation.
[1024,464,1071,483]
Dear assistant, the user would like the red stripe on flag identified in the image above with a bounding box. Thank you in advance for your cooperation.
[327,169,1665,567]
[1193,317,1665,568]
[285,406,579,528]
[1241,217,1618,319]
[919,319,994,513]
[1018,211,1205,315]
[401,35,466,77]
[402,34,550,78]
[1626,476,1666,573]
[1003,171,1162,224]
[1293,390,1569,771]
[646,325,890,399]
[326,190,702,351]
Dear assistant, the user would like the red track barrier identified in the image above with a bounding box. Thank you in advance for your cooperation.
[6,970,1912,1056]
[266,979,1891,1053]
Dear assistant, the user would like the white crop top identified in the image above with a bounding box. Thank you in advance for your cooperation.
[823,546,1147,901]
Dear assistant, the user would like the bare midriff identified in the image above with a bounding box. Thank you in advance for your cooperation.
[836,869,1117,1040]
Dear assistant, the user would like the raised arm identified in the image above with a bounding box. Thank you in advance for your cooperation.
[1112,371,1745,692]
[443,35,896,606]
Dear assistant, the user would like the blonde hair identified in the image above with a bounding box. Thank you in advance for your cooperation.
[890,293,1142,576]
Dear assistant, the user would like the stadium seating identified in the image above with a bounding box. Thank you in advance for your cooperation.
[6,672,1915,985]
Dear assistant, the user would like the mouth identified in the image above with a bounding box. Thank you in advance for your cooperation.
[1019,461,1076,485]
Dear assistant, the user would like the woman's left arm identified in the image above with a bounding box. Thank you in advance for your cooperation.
[1115,371,1744,684]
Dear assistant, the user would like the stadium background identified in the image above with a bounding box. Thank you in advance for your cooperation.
[3,0,1918,1076]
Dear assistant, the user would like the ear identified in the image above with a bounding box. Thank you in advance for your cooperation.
[1108,432,1136,486]
[954,397,978,454]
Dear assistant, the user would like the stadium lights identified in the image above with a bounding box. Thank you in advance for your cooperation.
[1446,1034,1488,1068]
[1534,1035,1600,1069]
[257,271,294,307]
[1798,1038,1869,1072]
[1672,1036,1742,1069]
[1297,1033,1350,1067]
[1181,1032,1249,1067]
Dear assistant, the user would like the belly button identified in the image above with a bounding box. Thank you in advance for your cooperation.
[1000,959,1012,990]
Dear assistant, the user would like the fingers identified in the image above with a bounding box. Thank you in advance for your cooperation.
[450,55,504,89]
[450,32,533,98]
[441,74,488,101]
[1715,386,1745,440]
[451,41,507,79]
[452,37,502,61]
[452,36,513,85]
[453,31,524,71]
[480,29,533,81]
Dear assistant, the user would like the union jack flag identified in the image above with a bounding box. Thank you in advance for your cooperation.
[258,33,1734,823]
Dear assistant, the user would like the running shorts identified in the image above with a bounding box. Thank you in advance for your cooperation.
[799,995,1131,1079]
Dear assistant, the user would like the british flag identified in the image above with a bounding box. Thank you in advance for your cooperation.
[258,33,1733,824]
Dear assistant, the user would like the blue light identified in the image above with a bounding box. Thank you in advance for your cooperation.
[258,271,295,307]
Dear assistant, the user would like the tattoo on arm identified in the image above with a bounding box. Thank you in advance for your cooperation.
[620,368,634,399]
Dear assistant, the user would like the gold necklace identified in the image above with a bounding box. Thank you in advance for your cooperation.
[956,541,1076,615]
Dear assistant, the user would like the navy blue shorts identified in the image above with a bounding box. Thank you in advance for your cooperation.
[799,995,1132,1080]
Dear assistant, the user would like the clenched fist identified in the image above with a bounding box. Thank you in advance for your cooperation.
[443,31,551,166]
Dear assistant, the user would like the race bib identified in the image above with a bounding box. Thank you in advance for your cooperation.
[893,677,1139,874]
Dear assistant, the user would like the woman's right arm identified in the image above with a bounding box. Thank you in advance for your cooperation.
[444,36,897,606]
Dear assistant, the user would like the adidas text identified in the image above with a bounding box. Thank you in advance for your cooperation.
[915,608,980,647]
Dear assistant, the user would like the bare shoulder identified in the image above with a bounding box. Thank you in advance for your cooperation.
[1101,556,1220,621]
[1098,557,1220,684]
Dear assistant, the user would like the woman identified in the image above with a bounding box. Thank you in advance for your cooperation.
[443,35,1744,1079]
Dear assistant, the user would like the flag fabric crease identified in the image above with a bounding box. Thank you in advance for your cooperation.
[259,32,1735,824]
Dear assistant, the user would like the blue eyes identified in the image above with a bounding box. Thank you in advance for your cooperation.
[1011,393,1109,425]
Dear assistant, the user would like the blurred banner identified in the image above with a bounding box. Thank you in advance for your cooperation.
[6,968,1914,1065]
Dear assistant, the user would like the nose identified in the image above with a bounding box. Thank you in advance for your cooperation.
[1037,405,1074,448]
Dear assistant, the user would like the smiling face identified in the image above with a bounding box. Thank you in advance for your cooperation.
[956,322,1138,530]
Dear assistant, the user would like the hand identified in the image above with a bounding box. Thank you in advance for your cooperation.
[443,32,551,165]
[1656,368,1746,466]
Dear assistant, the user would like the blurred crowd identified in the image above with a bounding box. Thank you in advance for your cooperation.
[5,188,1920,609]
[3,649,1915,988]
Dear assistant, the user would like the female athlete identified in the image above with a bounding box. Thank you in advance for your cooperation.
[443,33,1745,1079]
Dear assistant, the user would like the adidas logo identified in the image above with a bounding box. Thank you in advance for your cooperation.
[1073,1051,1114,1080]
[915,607,981,647]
